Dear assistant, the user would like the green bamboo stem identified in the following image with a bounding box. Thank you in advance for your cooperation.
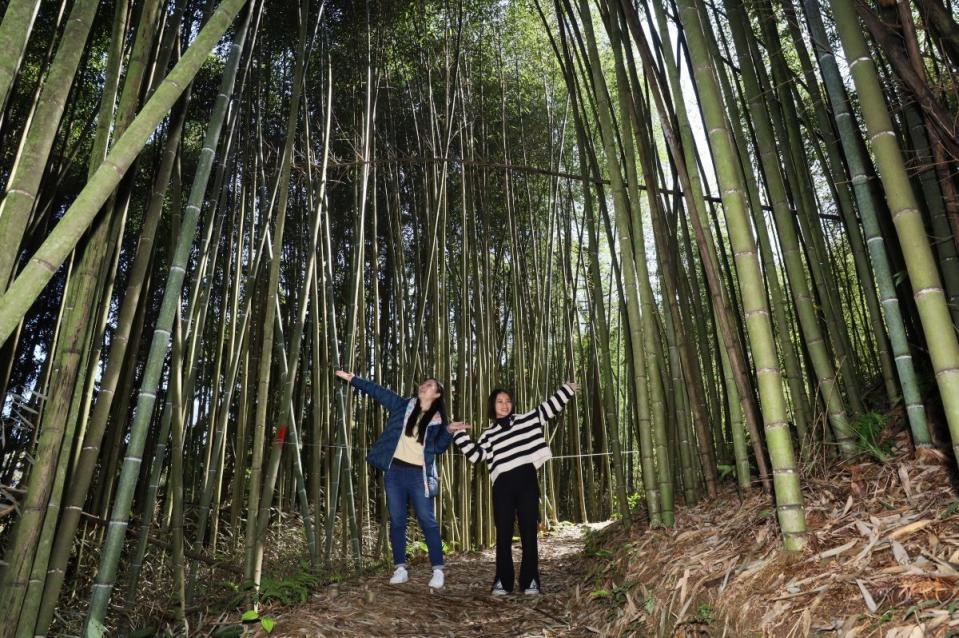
[0,0,249,347]
[0,0,99,292]
[802,0,928,443]
[723,0,857,457]
[78,4,250,633]
[675,0,806,549]
[777,0,898,404]
[0,0,41,121]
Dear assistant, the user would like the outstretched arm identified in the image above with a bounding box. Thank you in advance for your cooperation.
[447,422,490,463]
[335,370,407,413]
[433,422,454,455]
[536,381,580,421]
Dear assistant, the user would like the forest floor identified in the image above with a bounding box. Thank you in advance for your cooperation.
[209,425,959,637]
[211,520,604,637]
[565,431,959,637]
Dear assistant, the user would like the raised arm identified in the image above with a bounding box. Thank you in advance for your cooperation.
[336,371,407,413]
[448,422,491,464]
[536,381,580,421]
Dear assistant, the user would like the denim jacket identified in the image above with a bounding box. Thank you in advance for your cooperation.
[351,376,453,497]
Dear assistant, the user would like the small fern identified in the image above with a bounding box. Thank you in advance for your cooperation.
[851,412,893,461]
[259,569,320,606]
[226,564,320,608]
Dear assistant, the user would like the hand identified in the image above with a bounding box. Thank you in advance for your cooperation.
[335,370,354,382]
[447,421,471,433]
[565,381,581,394]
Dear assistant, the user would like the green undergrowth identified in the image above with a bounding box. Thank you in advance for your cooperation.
[850,411,894,461]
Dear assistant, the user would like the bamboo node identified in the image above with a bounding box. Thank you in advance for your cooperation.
[8,188,36,200]
[33,257,57,274]
[913,286,944,298]
[869,130,896,143]
[777,503,804,511]
[103,159,124,176]
[892,207,920,221]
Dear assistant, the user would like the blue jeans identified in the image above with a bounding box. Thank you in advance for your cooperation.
[385,464,444,568]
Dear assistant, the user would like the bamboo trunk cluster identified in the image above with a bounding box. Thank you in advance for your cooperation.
[0,0,958,632]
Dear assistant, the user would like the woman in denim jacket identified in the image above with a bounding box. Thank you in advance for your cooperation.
[335,370,454,588]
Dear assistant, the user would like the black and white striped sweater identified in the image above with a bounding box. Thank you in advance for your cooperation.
[453,384,575,483]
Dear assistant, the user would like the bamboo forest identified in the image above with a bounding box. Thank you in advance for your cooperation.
[1,0,959,635]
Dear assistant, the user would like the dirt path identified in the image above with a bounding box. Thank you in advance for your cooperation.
[255,522,605,637]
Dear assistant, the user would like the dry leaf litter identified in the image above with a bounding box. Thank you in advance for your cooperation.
[565,441,959,637]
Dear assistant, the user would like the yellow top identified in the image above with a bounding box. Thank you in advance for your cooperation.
[393,422,425,465]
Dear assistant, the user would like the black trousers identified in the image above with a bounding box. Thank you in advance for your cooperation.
[492,463,540,592]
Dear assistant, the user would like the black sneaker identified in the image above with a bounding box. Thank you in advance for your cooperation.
[491,579,507,596]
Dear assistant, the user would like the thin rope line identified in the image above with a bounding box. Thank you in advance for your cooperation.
[300,443,641,460]
[549,450,641,459]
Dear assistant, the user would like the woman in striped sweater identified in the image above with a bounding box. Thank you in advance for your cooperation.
[448,381,579,595]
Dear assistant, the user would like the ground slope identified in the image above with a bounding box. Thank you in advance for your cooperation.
[568,445,959,636]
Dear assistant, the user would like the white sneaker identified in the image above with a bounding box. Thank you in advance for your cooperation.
[389,565,408,584]
[429,568,444,589]
[524,579,540,595]
[491,579,507,596]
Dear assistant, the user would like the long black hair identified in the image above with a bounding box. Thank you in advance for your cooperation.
[487,388,515,421]
[404,378,447,444]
